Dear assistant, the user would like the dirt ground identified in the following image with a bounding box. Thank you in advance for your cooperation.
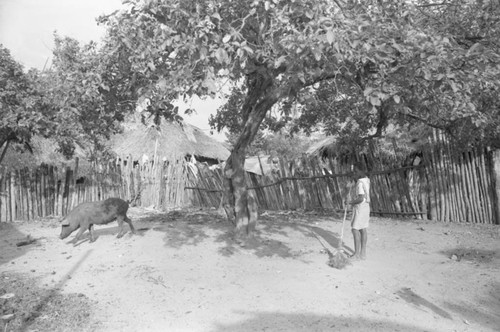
[0,207,499,332]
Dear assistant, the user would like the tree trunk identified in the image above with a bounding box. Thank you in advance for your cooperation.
[222,71,279,236]
[222,148,258,236]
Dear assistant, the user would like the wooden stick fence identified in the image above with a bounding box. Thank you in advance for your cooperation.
[1,145,499,225]
[0,155,196,222]
[186,147,500,225]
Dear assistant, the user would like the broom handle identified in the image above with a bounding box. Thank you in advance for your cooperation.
[340,204,347,247]
[339,190,351,248]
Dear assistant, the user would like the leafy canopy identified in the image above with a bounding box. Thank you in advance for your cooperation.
[291,0,500,148]
[0,45,57,156]
[100,0,500,153]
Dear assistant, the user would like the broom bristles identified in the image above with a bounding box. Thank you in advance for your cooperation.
[327,250,351,269]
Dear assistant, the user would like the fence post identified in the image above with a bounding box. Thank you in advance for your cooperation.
[10,171,16,221]
[492,149,500,225]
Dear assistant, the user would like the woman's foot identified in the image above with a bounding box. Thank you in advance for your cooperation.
[350,254,362,261]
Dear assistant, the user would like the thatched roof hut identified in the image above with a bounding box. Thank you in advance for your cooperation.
[111,119,230,164]
[0,136,89,172]
[306,132,426,170]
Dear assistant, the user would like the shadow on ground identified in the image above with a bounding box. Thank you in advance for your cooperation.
[396,287,453,319]
[443,282,500,331]
[209,311,432,332]
[48,208,352,261]
[0,222,40,267]
[124,209,350,260]
[440,247,499,264]
[1,250,98,331]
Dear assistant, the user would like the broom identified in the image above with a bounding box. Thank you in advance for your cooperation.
[326,202,351,269]
[307,199,351,269]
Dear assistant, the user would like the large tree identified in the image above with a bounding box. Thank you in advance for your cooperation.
[101,0,500,235]
[291,0,500,149]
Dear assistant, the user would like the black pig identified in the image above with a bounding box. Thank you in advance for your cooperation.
[60,198,135,244]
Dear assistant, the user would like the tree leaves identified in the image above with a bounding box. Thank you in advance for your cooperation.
[97,0,499,152]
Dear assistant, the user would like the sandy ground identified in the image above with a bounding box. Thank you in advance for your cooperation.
[1,207,499,332]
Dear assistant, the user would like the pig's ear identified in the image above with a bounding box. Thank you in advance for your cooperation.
[61,218,70,226]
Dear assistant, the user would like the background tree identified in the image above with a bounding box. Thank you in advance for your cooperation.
[101,0,499,236]
[0,46,56,165]
[1,31,146,166]
[39,34,147,160]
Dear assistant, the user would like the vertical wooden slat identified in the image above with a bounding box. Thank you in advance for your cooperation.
[300,156,315,209]
[483,149,496,224]
[290,160,305,210]
[475,148,488,223]
[24,168,31,221]
[475,148,487,223]
[423,150,437,220]
[17,169,24,220]
[278,156,292,210]
[309,157,327,209]
[463,151,479,223]
[490,149,500,225]
[286,158,300,209]
[9,171,15,221]
[417,165,428,219]
[0,169,5,222]
[441,144,456,222]
[458,152,472,222]
[478,148,492,223]
[446,146,463,222]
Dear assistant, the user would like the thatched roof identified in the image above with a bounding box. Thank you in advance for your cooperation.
[111,119,230,163]
[0,136,89,172]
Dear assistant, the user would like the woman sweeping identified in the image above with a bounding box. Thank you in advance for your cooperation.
[349,167,370,260]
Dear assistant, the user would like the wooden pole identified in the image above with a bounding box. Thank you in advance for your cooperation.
[278,156,292,210]
[0,169,5,222]
[9,171,15,221]
[479,148,495,224]
[491,149,500,225]
[17,169,25,220]
[464,151,480,223]
[477,148,492,223]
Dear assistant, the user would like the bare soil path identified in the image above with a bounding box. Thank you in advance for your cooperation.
[1,208,499,332]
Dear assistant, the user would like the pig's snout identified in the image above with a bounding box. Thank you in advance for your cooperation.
[60,225,71,240]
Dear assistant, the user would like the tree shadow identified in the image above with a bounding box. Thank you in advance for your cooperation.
[133,209,352,261]
[257,212,355,256]
[396,287,453,319]
[0,222,39,267]
[209,311,432,332]
[213,229,298,258]
[443,282,500,330]
[18,249,93,331]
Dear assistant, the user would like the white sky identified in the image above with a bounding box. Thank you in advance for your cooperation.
[0,0,226,141]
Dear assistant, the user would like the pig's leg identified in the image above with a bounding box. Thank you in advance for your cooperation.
[125,216,136,234]
[88,224,95,242]
[116,216,125,238]
[69,227,86,244]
